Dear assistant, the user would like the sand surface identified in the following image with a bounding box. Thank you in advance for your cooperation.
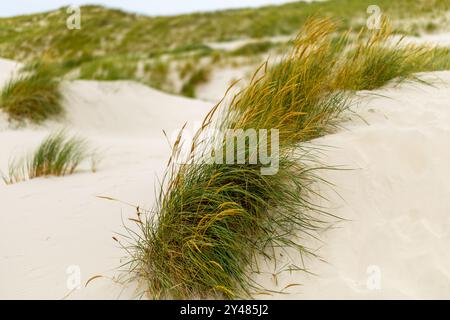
[0,59,211,299]
[1,56,450,299]
[392,32,450,47]
[256,72,450,299]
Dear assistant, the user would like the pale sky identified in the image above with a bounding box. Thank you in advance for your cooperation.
[0,1,309,17]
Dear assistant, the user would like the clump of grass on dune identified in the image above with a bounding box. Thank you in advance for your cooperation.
[332,19,450,91]
[1,131,89,184]
[0,62,63,123]
[27,131,88,179]
[227,25,348,146]
[122,18,349,299]
[131,153,323,299]
[122,16,450,299]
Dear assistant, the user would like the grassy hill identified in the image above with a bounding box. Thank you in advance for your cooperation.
[0,0,448,97]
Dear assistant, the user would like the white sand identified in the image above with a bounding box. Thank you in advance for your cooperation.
[196,66,254,103]
[2,56,450,299]
[0,58,21,88]
[391,32,450,47]
[256,72,450,299]
[0,60,211,299]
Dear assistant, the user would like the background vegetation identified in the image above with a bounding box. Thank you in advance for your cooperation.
[0,0,448,98]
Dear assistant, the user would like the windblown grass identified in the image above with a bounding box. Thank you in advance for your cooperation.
[129,155,326,299]
[1,131,89,184]
[122,18,350,299]
[332,20,450,91]
[120,14,450,299]
[0,63,63,123]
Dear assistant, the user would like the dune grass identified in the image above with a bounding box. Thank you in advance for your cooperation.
[129,155,325,299]
[1,131,89,184]
[0,63,63,123]
[118,15,450,299]
[122,18,350,299]
[332,20,450,91]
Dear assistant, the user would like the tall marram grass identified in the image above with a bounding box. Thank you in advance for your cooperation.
[333,19,450,91]
[0,63,63,123]
[121,18,448,299]
[1,131,88,184]
[122,18,347,299]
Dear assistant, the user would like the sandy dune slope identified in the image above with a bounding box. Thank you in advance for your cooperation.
[1,54,450,299]
[257,72,450,299]
[0,60,211,299]
[392,32,450,47]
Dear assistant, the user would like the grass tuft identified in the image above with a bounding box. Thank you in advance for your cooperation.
[1,131,89,184]
[332,19,450,90]
[0,63,63,123]
[121,17,450,300]
[123,18,348,299]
